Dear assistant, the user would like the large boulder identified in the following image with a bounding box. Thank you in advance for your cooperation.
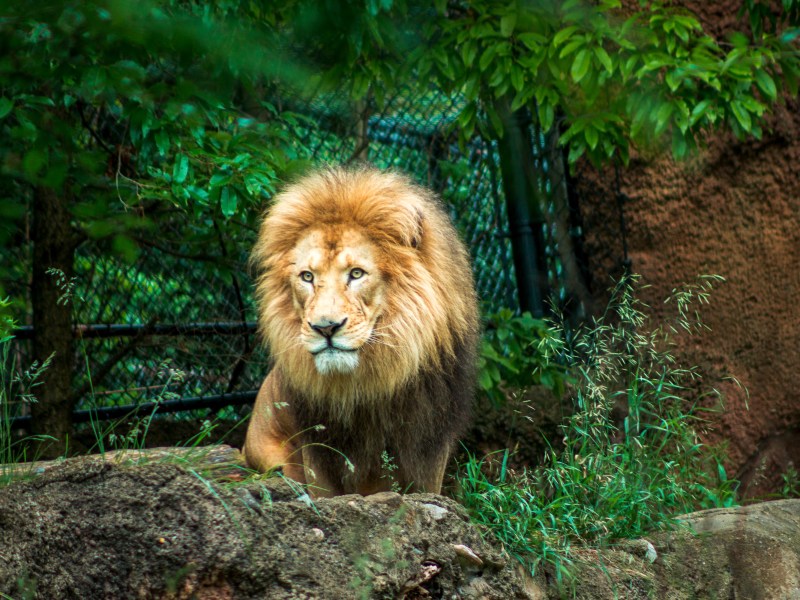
[0,453,532,599]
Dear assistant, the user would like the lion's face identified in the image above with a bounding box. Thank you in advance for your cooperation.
[290,227,386,375]
[253,167,479,407]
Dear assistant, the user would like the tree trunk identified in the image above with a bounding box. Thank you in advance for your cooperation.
[31,185,75,455]
[543,129,591,321]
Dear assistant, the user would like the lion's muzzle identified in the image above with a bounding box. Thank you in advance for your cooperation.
[307,317,361,374]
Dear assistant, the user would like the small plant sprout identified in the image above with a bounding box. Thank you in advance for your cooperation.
[380,451,401,493]
[45,267,83,306]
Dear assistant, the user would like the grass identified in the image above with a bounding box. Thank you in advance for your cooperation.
[456,275,739,581]
[85,358,187,456]
[0,299,56,485]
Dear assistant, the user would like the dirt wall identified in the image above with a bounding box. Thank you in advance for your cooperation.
[579,5,800,497]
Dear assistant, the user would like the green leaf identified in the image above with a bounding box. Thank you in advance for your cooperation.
[559,38,585,59]
[479,368,493,391]
[567,140,586,163]
[22,149,46,179]
[655,102,674,135]
[479,46,498,72]
[571,49,591,83]
[754,69,777,100]
[500,13,517,37]
[86,221,116,239]
[0,98,12,119]
[585,125,599,150]
[553,25,579,47]
[510,66,524,92]
[461,42,477,67]
[154,131,169,157]
[690,99,711,126]
[112,234,139,263]
[593,46,613,73]
[489,64,505,88]
[510,89,530,112]
[730,101,752,131]
[172,154,189,184]
[518,33,545,51]
[671,129,688,159]
[539,102,555,131]
[209,172,232,187]
[220,187,237,217]
[243,174,262,196]
[486,103,503,137]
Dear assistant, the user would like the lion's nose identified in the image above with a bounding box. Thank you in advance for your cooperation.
[309,318,348,339]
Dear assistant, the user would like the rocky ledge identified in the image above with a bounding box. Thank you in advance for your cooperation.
[1,447,799,599]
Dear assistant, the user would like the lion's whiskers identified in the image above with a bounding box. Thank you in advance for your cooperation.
[367,331,409,353]
[268,339,306,358]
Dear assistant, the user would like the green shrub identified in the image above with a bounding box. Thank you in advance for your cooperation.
[459,275,738,579]
[479,308,569,405]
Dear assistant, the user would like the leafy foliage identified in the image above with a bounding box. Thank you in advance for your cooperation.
[782,463,800,498]
[416,0,800,164]
[0,1,307,295]
[479,309,569,405]
[458,276,738,577]
[3,0,799,290]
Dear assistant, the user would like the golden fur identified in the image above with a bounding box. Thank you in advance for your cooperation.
[243,166,479,497]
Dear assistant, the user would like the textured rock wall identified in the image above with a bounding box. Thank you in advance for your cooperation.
[579,3,800,497]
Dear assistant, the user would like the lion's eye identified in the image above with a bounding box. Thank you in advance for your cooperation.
[349,268,365,280]
[300,271,314,283]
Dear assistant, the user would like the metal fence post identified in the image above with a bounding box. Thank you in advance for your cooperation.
[494,101,549,317]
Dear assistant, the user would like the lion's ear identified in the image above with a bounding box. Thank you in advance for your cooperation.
[409,208,424,249]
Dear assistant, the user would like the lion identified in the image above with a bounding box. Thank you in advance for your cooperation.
[243,166,480,497]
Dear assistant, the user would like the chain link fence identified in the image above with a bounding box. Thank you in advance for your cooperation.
[7,83,628,426]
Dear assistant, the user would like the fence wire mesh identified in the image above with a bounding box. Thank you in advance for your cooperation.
[6,83,627,423]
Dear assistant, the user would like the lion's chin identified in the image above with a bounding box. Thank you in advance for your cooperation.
[313,348,360,375]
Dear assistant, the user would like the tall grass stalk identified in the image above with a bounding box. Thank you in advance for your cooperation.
[0,303,56,484]
[457,275,738,579]
[85,359,186,457]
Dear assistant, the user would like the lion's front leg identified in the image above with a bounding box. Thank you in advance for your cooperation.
[398,449,451,495]
[300,447,350,498]
[243,374,305,484]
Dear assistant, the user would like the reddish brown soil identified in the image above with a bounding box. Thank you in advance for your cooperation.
[580,3,800,498]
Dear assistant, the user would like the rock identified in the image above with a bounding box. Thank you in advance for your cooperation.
[421,503,449,522]
[547,499,800,599]
[616,538,658,563]
[0,458,532,599]
[452,544,484,568]
[654,499,800,599]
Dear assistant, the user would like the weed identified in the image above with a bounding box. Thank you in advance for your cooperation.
[479,308,570,406]
[457,275,738,580]
[44,267,82,306]
[380,450,401,493]
[782,462,800,498]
